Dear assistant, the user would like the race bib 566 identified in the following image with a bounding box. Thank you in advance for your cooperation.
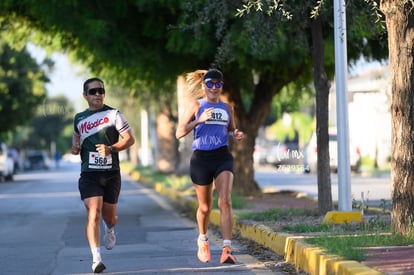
[88,152,112,169]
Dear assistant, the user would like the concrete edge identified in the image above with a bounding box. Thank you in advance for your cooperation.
[125,167,384,275]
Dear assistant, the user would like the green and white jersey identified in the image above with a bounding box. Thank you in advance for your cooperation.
[74,104,131,172]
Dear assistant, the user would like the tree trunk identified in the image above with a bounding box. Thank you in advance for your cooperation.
[380,1,414,235]
[175,76,194,174]
[225,74,284,196]
[156,107,178,173]
[231,129,259,195]
[310,17,333,215]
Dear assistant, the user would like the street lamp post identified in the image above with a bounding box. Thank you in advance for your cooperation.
[333,0,352,211]
[322,0,363,224]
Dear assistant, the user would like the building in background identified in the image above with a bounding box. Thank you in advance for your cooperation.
[330,65,391,168]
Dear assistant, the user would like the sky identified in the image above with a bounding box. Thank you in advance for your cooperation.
[27,43,87,111]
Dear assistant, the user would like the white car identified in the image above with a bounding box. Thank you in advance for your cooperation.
[303,131,361,173]
[0,143,14,181]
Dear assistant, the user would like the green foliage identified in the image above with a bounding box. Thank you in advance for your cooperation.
[235,0,388,64]
[264,82,315,125]
[132,165,193,191]
[0,0,315,96]
[213,192,246,210]
[306,233,414,261]
[359,155,391,175]
[360,155,376,167]
[0,38,48,135]
[363,215,391,231]
[266,112,314,146]
[236,0,293,19]
[281,223,332,233]
[237,207,319,221]
[1,1,185,92]
[11,95,75,154]
[282,214,391,234]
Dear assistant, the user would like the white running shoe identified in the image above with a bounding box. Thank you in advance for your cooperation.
[103,222,116,250]
[92,261,106,273]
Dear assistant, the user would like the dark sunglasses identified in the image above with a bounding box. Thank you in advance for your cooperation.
[87,87,105,95]
[205,81,223,89]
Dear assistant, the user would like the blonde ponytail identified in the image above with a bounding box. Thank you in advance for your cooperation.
[185,69,207,99]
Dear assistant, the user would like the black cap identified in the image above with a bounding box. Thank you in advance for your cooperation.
[203,69,223,82]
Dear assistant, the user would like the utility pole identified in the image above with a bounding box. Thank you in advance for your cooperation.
[323,0,362,224]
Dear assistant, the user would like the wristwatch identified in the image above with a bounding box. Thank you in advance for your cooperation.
[110,146,116,153]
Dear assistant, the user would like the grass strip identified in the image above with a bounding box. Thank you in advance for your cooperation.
[305,233,414,261]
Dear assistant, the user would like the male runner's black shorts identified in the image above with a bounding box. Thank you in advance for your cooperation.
[190,146,234,186]
[78,170,121,203]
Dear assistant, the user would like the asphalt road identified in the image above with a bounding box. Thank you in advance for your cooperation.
[255,165,391,207]
[0,161,281,275]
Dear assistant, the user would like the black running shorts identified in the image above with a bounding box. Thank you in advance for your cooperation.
[78,171,121,203]
[190,146,234,186]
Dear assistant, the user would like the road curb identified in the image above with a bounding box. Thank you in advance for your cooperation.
[125,168,384,275]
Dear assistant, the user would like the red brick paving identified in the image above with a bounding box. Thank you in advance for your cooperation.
[362,246,414,274]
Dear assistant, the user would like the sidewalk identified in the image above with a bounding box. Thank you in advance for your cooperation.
[362,246,414,274]
[51,175,277,275]
[128,170,414,275]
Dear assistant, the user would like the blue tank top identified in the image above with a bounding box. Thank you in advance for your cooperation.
[192,99,230,151]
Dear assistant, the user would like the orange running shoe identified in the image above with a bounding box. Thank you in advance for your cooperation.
[220,246,236,264]
[197,238,211,263]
